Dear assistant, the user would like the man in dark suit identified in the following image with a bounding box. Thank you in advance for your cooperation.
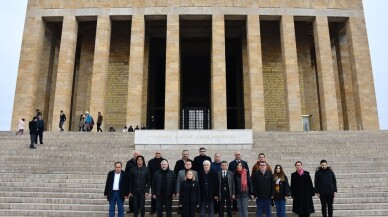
[104,162,128,217]
[218,161,235,217]
[194,147,212,173]
[28,117,38,149]
[174,150,191,176]
[147,150,165,215]
[35,115,44,145]
[152,160,177,217]
[228,151,249,211]
[228,151,249,173]
[125,151,140,213]
[198,160,219,217]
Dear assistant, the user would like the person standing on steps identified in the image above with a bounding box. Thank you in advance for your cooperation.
[291,161,315,217]
[152,160,177,217]
[148,150,165,215]
[28,117,38,149]
[104,162,128,217]
[315,160,337,217]
[35,114,44,145]
[59,110,66,131]
[125,151,141,214]
[128,155,150,217]
[97,112,103,132]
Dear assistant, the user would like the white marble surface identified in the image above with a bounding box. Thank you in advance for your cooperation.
[134,130,253,145]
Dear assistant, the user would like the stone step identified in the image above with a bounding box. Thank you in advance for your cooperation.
[1,196,388,205]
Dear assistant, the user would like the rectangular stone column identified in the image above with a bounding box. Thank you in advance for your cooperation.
[313,16,339,130]
[346,17,379,130]
[164,15,180,129]
[211,15,227,129]
[11,17,45,130]
[246,15,265,132]
[90,15,111,131]
[51,16,78,131]
[280,16,302,131]
[127,15,145,127]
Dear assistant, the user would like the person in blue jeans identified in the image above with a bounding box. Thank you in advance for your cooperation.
[273,165,291,217]
[104,162,128,217]
[252,161,275,217]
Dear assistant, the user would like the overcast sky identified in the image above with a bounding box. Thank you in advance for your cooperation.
[0,1,386,131]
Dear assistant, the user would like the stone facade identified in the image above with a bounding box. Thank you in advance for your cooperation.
[12,0,379,131]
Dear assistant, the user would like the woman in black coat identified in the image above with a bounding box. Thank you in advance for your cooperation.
[179,170,200,217]
[291,161,315,217]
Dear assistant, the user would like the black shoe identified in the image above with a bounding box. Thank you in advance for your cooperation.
[30,146,36,149]
[149,212,155,215]
[126,211,131,214]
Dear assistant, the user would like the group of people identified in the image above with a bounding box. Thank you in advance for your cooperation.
[78,111,103,132]
[105,148,337,217]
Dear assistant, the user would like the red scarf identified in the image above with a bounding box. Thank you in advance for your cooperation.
[237,169,248,192]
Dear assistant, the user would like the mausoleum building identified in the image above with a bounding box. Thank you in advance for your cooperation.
[12,0,379,132]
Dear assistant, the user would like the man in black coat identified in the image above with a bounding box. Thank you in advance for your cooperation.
[198,160,219,217]
[152,160,177,217]
[147,150,165,215]
[252,161,275,217]
[104,162,128,217]
[128,156,150,217]
[35,115,44,144]
[28,117,38,149]
[125,151,140,213]
[315,160,337,217]
[228,151,249,173]
[174,150,191,176]
[194,147,212,173]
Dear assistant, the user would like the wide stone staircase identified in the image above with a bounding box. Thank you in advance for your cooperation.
[0,131,387,216]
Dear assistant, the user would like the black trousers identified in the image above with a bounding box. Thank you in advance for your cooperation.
[151,197,156,213]
[182,202,197,217]
[320,194,334,217]
[30,134,37,147]
[97,123,102,132]
[35,131,43,144]
[219,191,232,217]
[133,190,146,217]
[156,196,172,217]
[127,197,134,212]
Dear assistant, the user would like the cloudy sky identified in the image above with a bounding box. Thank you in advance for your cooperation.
[0,1,386,131]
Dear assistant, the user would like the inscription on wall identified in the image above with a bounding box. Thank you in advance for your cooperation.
[105,62,128,128]
[263,62,288,130]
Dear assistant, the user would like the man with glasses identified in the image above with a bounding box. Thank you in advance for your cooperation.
[148,150,165,215]
[194,147,212,173]
[252,161,275,217]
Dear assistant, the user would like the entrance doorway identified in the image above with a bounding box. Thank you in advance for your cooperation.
[180,17,212,129]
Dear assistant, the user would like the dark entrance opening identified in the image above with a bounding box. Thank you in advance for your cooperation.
[180,17,211,129]
[225,19,246,129]
[146,19,167,129]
